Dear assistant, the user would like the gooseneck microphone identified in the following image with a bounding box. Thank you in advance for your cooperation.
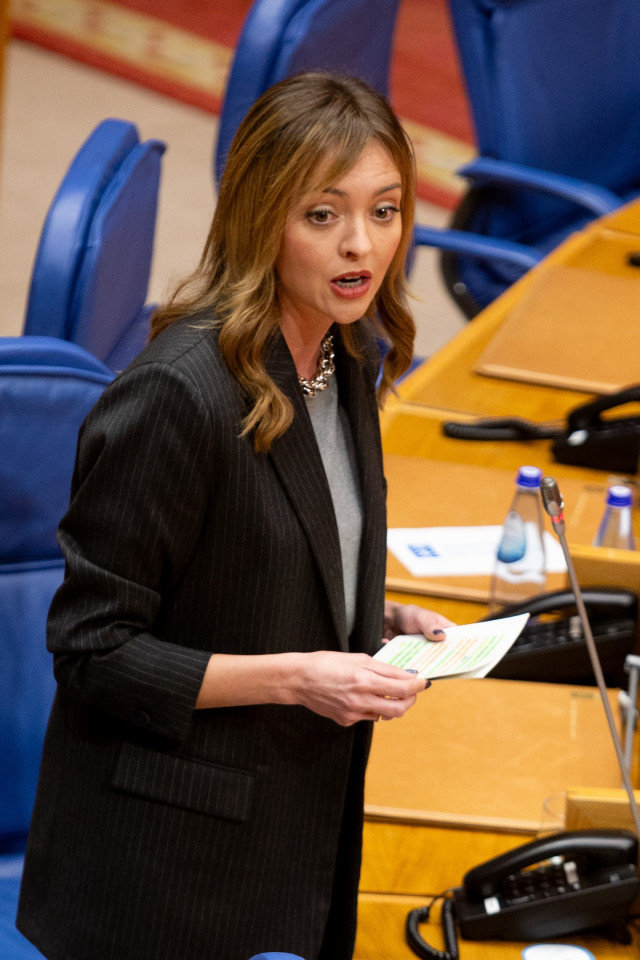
[540,477,640,838]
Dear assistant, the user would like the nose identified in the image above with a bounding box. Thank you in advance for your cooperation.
[339,216,373,259]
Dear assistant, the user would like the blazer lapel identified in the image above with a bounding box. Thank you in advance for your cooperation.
[266,334,349,650]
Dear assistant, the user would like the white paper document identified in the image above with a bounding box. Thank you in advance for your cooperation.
[387,525,566,579]
[373,613,530,680]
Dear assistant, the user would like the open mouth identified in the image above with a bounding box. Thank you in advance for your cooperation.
[333,273,371,288]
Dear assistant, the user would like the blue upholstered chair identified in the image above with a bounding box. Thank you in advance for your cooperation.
[215,0,541,322]
[442,0,640,316]
[24,119,165,371]
[0,337,113,958]
[215,0,401,184]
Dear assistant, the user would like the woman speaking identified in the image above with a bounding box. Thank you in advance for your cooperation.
[18,72,452,960]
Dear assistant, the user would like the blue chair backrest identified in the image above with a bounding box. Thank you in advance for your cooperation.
[441,0,640,315]
[215,0,402,183]
[24,119,165,371]
[0,338,113,849]
[449,0,640,193]
[71,137,164,370]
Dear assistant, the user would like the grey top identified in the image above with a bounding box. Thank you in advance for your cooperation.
[305,374,363,637]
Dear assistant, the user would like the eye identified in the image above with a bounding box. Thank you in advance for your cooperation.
[374,204,401,222]
[305,207,335,226]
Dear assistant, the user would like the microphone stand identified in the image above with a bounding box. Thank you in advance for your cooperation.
[541,477,640,838]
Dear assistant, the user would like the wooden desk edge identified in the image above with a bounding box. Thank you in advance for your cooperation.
[364,805,542,835]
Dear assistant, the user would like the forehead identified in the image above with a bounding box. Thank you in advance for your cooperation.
[300,141,401,198]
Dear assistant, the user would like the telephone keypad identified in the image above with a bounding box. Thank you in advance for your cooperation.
[502,861,580,907]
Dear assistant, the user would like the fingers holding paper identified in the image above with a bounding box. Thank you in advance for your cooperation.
[294,650,429,727]
[383,599,456,642]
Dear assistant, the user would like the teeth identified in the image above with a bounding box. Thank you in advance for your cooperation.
[336,276,363,286]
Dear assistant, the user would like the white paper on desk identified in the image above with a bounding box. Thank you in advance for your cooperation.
[374,613,530,679]
[387,525,566,579]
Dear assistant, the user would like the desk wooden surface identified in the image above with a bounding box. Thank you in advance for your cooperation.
[364,678,622,833]
[359,679,631,959]
[394,224,640,419]
[356,202,640,960]
[383,451,640,603]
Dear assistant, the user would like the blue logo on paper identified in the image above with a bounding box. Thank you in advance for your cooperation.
[408,543,439,558]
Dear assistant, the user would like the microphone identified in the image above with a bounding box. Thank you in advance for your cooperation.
[540,476,564,525]
[541,476,640,838]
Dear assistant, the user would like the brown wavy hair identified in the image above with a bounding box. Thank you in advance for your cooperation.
[150,72,417,452]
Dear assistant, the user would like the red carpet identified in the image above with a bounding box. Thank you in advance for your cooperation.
[11,0,475,207]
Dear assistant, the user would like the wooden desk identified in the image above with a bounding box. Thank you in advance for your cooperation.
[380,241,640,604]
[392,224,640,418]
[383,451,640,604]
[355,203,640,959]
[599,196,640,236]
[356,679,633,960]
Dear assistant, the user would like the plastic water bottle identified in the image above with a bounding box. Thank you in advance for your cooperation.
[489,466,547,612]
[593,485,635,549]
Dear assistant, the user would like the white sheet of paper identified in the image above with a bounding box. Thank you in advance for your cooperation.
[387,525,566,579]
[373,613,530,679]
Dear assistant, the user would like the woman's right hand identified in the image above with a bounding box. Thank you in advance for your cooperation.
[290,650,429,726]
[196,650,429,725]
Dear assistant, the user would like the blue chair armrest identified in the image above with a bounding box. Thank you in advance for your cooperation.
[413,225,543,269]
[458,156,622,216]
[0,336,113,379]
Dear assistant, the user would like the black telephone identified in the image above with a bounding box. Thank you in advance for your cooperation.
[406,829,640,959]
[484,587,638,687]
[441,383,640,474]
[552,385,640,474]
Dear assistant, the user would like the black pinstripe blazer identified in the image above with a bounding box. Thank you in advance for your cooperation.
[17,314,388,960]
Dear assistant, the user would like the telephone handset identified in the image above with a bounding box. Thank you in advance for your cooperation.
[406,829,639,959]
[441,382,640,474]
[551,384,640,474]
[484,587,637,686]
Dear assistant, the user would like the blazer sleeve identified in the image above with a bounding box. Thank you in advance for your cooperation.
[47,360,216,743]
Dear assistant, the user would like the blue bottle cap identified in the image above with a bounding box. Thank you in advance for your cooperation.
[606,485,633,508]
[515,466,543,488]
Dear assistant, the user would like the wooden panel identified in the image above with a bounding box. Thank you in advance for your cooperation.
[566,787,640,834]
[361,820,525,895]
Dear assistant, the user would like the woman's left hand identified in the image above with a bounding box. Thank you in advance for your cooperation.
[382,599,455,642]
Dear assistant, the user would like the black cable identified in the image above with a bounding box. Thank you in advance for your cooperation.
[442,416,563,442]
[406,896,459,960]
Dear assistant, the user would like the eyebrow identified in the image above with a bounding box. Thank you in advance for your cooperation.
[321,182,402,198]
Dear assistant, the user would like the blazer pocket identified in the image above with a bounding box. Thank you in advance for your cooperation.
[111,742,256,822]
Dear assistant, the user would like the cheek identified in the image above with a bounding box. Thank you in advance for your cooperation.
[379,227,403,271]
[278,232,326,282]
